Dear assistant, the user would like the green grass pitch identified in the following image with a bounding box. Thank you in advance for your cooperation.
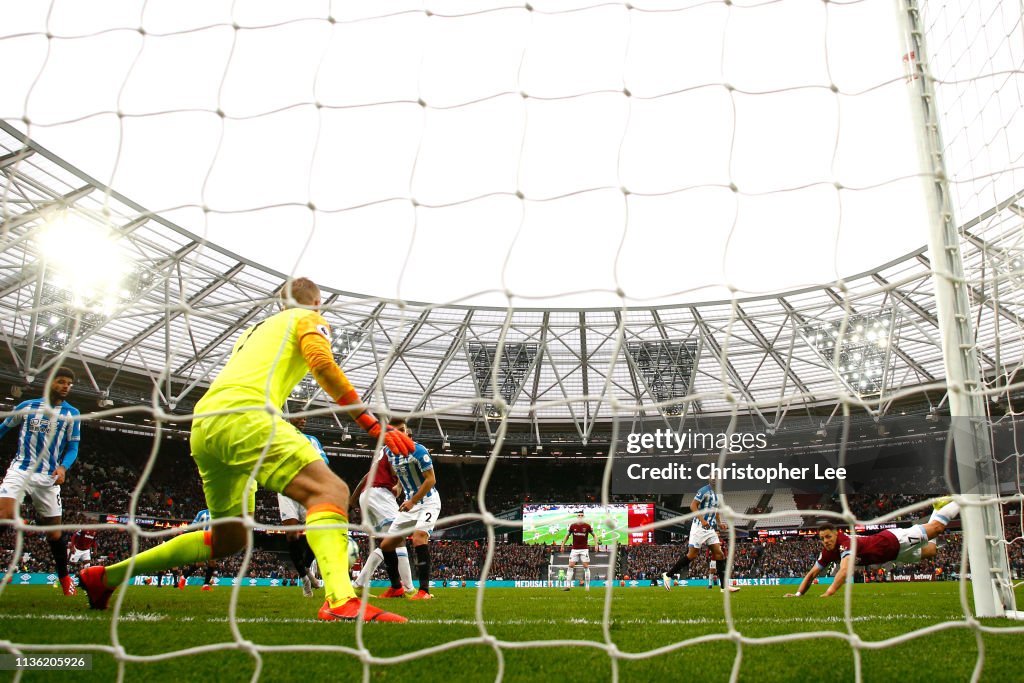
[1,583,1022,682]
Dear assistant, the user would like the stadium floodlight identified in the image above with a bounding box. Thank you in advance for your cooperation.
[803,310,896,395]
[34,212,131,311]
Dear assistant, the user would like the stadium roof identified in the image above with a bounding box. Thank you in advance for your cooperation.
[3,121,1024,444]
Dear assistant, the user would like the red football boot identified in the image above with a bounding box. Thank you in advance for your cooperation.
[59,575,76,596]
[79,566,114,610]
[374,587,406,598]
[405,590,434,601]
[317,598,407,623]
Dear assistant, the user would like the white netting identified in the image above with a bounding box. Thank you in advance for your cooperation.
[0,0,1023,681]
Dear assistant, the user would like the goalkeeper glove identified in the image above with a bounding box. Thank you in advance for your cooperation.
[338,390,415,455]
[366,419,415,456]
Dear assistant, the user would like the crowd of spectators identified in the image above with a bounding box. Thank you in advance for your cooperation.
[839,493,934,524]
[5,425,1024,582]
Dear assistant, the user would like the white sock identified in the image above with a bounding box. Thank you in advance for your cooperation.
[930,501,960,525]
[397,548,413,592]
[584,568,591,585]
[355,548,384,587]
[566,567,574,585]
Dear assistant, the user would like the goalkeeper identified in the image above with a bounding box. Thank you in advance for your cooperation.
[80,277,413,623]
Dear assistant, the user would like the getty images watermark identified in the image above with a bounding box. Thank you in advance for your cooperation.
[615,416,1019,495]
[625,428,768,454]
[621,428,846,488]
[611,422,943,495]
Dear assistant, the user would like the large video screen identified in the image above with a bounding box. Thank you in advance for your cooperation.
[523,503,655,546]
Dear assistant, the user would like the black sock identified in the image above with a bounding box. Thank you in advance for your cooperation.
[48,536,68,579]
[300,536,315,569]
[667,553,691,577]
[415,545,431,593]
[287,538,308,575]
[204,564,214,585]
[716,563,726,589]
[382,549,402,589]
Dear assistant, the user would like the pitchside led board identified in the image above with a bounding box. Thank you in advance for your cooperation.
[522,503,655,546]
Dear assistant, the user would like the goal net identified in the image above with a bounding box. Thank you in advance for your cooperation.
[1,0,1023,680]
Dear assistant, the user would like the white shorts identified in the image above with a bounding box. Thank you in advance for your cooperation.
[688,523,720,548]
[276,493,306,523]
[891,526,930,564]
[69,548,92,563]
[708,560,717,570]
[359,487,401,534]
[0,466,62,517]
[568,549,590,565]
[386,495,441,537]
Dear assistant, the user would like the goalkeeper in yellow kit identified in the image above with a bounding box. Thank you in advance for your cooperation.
[80,278,413,622]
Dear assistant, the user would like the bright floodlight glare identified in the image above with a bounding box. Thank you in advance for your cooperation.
[35,212,131,307]
[804,310,895,396]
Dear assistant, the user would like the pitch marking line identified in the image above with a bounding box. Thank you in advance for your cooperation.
[0,612,965,626]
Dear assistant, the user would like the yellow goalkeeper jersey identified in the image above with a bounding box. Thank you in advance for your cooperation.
[195,307,330,414]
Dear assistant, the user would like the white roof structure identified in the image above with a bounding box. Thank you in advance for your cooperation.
[3,120,1023,447]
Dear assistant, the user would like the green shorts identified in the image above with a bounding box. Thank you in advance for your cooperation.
[190,411,321,520]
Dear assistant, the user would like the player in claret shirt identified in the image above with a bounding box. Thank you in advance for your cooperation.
[351,447,414,597]
[67,528,98,566]
[784,498,960,598]
[378,419,440,601]
[559,511,596,591]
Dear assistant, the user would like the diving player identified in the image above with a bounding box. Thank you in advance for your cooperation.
[784,498,960,598]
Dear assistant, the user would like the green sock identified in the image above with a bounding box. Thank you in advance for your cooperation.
[104,531,213,587]
[305,506,355,607]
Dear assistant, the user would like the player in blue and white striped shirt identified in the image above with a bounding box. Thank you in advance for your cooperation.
[0,367,81,595]
[661,476,740,593]
[378,418,440,601]
[193,509,211,527]
[175,509,218,590]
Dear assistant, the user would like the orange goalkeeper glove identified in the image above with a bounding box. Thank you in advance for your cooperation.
[339,390,415,455]
[366,419,415,456]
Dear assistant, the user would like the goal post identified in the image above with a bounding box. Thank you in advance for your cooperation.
[897,0,1018,619]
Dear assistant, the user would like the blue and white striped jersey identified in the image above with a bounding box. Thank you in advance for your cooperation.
[693,484,719,528]
[0,399,80,476]
[303,433,329,465]
[193,509,211,528]
[386,443,435,500]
